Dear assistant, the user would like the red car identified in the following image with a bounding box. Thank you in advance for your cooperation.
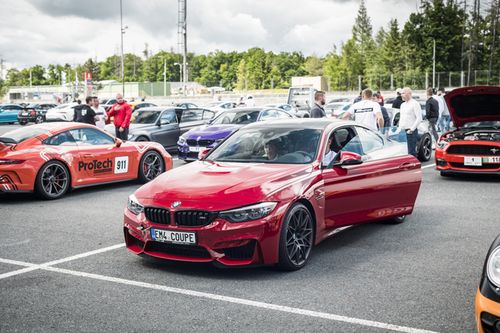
[436,86,500,176]
[0,123,172,199]
[124,119,422,270]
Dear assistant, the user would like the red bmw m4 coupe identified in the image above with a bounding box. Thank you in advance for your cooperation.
[124,119,422,270]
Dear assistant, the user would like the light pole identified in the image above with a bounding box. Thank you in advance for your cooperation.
[432,38,436,89]
[163,60,167,97]
[174,62,182,93]
[120,0,128,96]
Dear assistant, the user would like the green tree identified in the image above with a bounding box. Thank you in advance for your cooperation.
[304,55,324,76]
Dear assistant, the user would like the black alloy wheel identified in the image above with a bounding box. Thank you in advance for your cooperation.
[139,150,165,182]
[35,161,70,200]
[417,134,432,162]
[278,203,314,270]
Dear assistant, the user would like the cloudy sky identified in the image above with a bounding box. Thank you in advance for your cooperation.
[0,0,417,70]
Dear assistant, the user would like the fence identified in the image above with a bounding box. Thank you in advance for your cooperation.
[328,70,500,92]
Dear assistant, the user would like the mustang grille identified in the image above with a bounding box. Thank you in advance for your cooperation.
[144,207,170,225]
[447,145,499,155]
[175,210,218,227]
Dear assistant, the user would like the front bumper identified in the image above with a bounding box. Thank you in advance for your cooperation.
[177,142,215,161]
[476,288,500,333]
[435,147,500,175]
[123,205,283,267]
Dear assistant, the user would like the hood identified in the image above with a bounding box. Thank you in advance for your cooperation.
[134,161,313,210]
[183,124,240,140]
[445,86,500,127]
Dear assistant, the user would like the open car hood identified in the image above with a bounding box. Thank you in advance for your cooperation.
[445,86,500,127]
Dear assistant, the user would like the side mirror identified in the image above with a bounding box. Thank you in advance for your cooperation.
[332,151,363,167]
[198,148,212,160]
[115,138,123,148]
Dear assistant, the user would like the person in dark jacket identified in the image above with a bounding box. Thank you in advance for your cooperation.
[310,91,326,118]
[73,96,97,125]
[392,88,404,109]
[373,93,390,131]
[425,87,439,142]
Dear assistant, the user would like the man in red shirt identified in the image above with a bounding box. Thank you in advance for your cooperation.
[107,93,132,141]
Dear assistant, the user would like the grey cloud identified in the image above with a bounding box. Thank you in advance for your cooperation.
[28,0,118,20]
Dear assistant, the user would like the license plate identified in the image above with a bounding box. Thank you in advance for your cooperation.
[464,156,482,166]
[150,228,196,245]
[21,112,28,116]
[484,156,500,163]
[189,146,205,153]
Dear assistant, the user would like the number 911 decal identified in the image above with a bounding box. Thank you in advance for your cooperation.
[114,156,129,174]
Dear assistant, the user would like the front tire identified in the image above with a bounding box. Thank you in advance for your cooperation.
[35,115,44,124]
[19,120,27,125]
[136,136,149,142]
[35,161,70,200]
[139,150,165,183]
[278,203,314,271]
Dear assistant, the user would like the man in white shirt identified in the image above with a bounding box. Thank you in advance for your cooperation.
[398,87,423,157]
[322,137,337,166]
[92,96,107,129]
[343,89,384,130]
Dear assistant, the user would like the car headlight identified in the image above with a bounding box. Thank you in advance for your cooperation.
[437,140,449,149]
[219,202,277,223]
[127,194,144,215]
[178,136,186,145]
[487,246,500,288]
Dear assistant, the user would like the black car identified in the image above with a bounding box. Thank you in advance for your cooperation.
[18,103,58,125]
[105,107,216,151]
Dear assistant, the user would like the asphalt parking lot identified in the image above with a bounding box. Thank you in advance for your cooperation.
[1,124,499,332]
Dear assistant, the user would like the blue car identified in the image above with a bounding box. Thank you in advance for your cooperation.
[0,104,24,124]
[177,107,294,161]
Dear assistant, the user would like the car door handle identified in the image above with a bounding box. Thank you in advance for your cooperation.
[83,153,93,157]
[399,162,416,169]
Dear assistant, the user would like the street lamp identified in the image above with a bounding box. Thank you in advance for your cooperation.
[120,0,128,96]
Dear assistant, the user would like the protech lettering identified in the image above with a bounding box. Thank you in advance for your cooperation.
[78,159,113,171]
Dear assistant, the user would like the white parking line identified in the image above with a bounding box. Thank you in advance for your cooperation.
[422,163,436,169]
[0,254,438,333]
[42,243,125,267]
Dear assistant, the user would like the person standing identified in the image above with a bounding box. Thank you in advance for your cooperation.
[425,88,440,143]
[373,92,390,130]
[92,96,107,130]
[342,89,384,130]
[73,96,97,125]
[107,93,132,141]
[437,88,451,133]
[310,91,326,118]
[392,88,404,109]
[399,87,422,157]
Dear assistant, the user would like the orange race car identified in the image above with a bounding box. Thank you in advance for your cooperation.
[476,234,500,333]
[0,122,172,199]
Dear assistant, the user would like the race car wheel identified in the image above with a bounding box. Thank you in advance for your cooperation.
[417,134,432,162]
[136,136,149,142]
[385,215,407,224]
[278,203,314,271]
[35,161,70,200]
[139,150,165,183]
[35,115,44,124]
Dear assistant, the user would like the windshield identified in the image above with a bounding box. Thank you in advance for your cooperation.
[206,127,322,164]
[463,121,500,128]
[0,127,51,143]
[211,110,260,125]
[131,111,161,124]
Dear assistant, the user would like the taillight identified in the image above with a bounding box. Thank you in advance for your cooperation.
[0,159,25,165]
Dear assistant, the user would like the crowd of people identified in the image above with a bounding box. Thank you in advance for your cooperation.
[310,87,452,158]
[72,93,132,141]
